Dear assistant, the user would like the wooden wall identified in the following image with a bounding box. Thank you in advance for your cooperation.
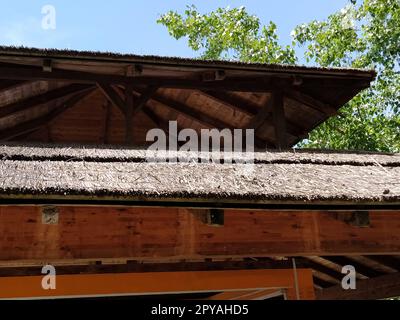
[0,206,399,265]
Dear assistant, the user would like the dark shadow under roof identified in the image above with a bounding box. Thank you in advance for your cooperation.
[0,46,376,149]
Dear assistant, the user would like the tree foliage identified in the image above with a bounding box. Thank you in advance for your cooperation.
[157,5,296,64]
[293,0,400,151]
[158,1,400,152]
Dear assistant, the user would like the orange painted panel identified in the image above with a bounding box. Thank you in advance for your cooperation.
[0,269,315,300]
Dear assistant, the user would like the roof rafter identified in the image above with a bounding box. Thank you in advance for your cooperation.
[0,88,95,141]
[132,85,159,115]
[97,83,127,115]
[0,83,93,118]
[200,90,261,116]
[285,90,337,116]
[301,258,344,281]
[363,255,400,272]
[134,88,270,149]
[317,271,400,300]
[321,256,385,278]
[202,90,306,141]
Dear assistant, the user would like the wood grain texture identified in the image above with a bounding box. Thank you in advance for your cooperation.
[0,269,315,300]
[0,206,399,263]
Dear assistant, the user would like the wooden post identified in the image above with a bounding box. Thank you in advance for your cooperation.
[272,92,288,150]
[125,84,134,144]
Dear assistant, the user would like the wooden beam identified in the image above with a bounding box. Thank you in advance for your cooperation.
[246,95,274,131]
[200,90,261,116]
[320,256,385,278]
[317,272,400,300]
[202,90,306,142]
[141,107,188,148]
[132,88,266,147]
[125,84,134,144]
[0,84,91,118]
[97,83,126,115]
[285,90,337,116]
[0,63,130,85]
[364,255,400,272]
[133,86,158,115]
[272,92,288,149]
[142,107,170,133]
[0,207,400,262]
[302,258,344,281]
[0,88,94,141]
[149,92,232,130]
[0,269,315,300]
[0,259,297,277]
[99,101,111,144]
[0,64,277,92]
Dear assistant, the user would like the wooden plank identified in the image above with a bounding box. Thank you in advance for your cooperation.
[0,88,95,141]
[0,64,282,92]
[285,90,337,116]
[317,272,400,300]
[0,63,360,94]
[200,90,260,116]
[0,269,315,300]
[0,207,400,263]
[0,84,91,118]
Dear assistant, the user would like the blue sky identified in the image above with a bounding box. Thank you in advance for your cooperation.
[0,1,348,59]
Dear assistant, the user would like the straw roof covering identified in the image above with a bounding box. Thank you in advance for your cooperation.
[0,46,376,76]
[0,144,399,205]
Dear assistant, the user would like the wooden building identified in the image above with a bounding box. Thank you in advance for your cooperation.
[0,46,399,300]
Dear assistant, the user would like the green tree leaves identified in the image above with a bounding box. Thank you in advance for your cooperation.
[158,1,400,152]
[293,0,400,152]
[158,5,296,64]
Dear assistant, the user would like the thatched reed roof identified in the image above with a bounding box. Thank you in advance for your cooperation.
[0,46,376,76]
[0,144,399,206]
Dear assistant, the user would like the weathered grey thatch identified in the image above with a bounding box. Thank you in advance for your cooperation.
[1,143,399,166]
[0,144,399,205]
